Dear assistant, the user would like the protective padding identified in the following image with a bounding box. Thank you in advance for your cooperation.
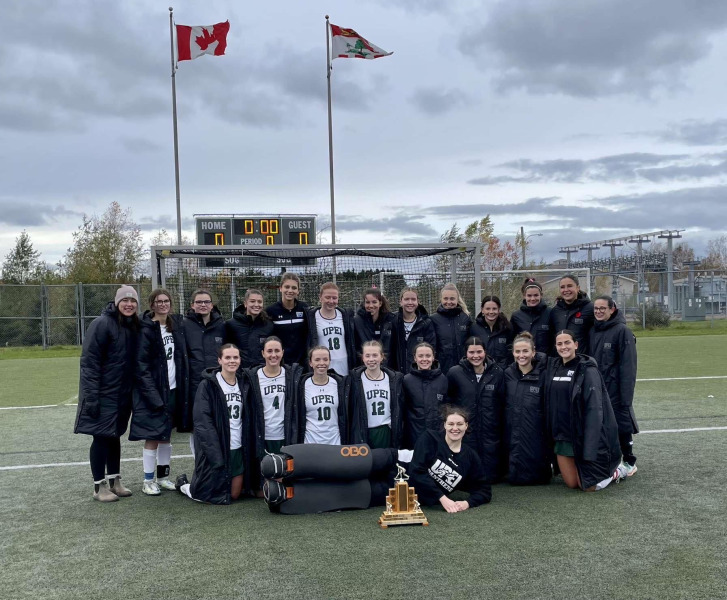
[278,479,372,514]
[279,444,373,482]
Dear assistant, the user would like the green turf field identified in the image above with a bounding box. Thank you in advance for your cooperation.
[0,335,725,599]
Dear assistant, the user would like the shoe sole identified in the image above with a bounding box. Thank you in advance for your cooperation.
[626,466,638,477]
[142,488,161,496]
[93,494,119,502]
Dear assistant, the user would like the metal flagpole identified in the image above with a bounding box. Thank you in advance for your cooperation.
[169,7,183,245]
[325,15,337,283]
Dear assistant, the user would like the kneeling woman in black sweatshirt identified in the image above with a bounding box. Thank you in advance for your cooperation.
[409,405,491,512]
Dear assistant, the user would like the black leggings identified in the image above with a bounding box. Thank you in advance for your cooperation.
[90,436,121,482]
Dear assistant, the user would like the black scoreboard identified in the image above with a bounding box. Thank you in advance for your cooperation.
[195,215,317,267]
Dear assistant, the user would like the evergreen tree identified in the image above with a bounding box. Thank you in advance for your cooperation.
[1,230,47,284]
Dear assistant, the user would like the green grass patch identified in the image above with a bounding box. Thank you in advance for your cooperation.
[636,335,726,378]
[0,357,79,407]
[631,318,727,337]
[0,345,82,360]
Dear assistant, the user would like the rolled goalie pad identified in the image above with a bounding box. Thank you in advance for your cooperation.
[272,444,374,482]
[276,479,372,514]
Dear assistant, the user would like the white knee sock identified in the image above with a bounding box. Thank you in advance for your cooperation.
[157,443,172,467]
[142,448,157,477]
[189,434,195,457]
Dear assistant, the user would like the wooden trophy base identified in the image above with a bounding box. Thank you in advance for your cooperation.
[378,479,429,528]
[378,511,429,528]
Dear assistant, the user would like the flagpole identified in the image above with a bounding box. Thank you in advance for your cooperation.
[325,15,337,283]
[169,7,183,245]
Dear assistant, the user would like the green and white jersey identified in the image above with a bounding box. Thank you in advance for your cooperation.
[216,372,242,450]
[304,377,340,445]
[363,371,391,428]
[315,309,348,375]
[258,367,286,441]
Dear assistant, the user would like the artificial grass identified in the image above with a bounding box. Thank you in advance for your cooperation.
[631,318,727,337]
[0,345,82,360]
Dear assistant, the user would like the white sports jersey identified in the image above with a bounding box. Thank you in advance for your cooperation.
[216,372,242,450]
[315,309,348,376]
[403,319,415,341]
[363,371,391,428]
[162,329,176,390]
[304,377,340,445]
[258,367,286,441]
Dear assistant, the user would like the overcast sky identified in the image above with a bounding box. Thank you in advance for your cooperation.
[2,0,726,267]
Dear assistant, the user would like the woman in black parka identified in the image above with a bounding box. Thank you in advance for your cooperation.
[226,288,275,369]
[503,332,552,485]
[470,295,514,370]
[545,330,624,491]
[391,287,437,374]
[177,344,251,504]
[430,283,472,374]
[591,296,639,476]
[447,336,506,483]
[74,285,140,502]
[353,287,396,367]
[130,289,189,495]
[549,274,594,353]
[511,277,553,354]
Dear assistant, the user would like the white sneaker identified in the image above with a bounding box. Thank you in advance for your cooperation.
[157,478,177,491]
[622,463,638,477]
[142,480,161,496]
[613,464,629,482]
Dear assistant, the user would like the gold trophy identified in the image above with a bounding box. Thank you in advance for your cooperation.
[378,464,429,528]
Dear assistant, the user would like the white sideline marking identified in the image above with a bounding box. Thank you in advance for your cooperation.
[637,376,727,382]
[0,454,194,471]
[0,404,58,411]
[640,426,727,434]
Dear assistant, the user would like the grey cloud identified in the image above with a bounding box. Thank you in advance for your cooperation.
[409,88,469,116]
[0,200,83,226]
[120,137,163,153]
[459,0,727,97]
[337,215,439,238]
[651,118,727,146]
[138,216,196,232]
[460,159,483,167]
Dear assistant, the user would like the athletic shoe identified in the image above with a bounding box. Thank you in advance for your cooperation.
[613,464,629,482]
[175,473,190,493]
[623,463,638,477]
[109,477,133,497]
[260,453,294,479]
[156,478,177,491]
[142,480,161,496]
[263,479,291,506]
[93,481,119,503]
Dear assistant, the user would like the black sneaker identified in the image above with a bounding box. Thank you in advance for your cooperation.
[263,479,290,506]
[260,453,294,479]
[175,473,190,492]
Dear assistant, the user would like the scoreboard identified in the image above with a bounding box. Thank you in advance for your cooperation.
[195,215,317,267]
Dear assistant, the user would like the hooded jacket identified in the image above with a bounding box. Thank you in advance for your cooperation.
[590,309,639,434]
[430,305,472,374]
[353,306,396,367]
[447,357,506,483]
[544,355,622,490]
[391,305,437,374]
[265,299,309,366]
[402,362,448,449]
[470,313,514,371]
[181,307,226,431]
[305,307,357,373]
[225,305,275,369]
[74,302,139,437]
[349,365,404,448]
[549,292,594,353]
[503,353,552,485]
[295,371,351,444]
[511,300,553,355]
[189,367,252,504]
[129,312,189,441]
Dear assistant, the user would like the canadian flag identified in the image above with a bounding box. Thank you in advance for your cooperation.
[176,21,230,62]
[330,24,391,60]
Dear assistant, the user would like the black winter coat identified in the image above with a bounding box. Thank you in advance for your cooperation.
[246,364,303,459]
[182,307,226,431]
[74,303,139,438]
[391,305,437,374]
[544,355,622,490]
[296,371,351,444]
[130,312,189,441]
[503,354,552,485]
[511,301,553,355]
[447,357,506,483]
[430,305,471,374]
[265,300,309,365]
[189,368,252,504]
[590,309,639,434]
[353,307,396,367]
[349,366,404,448]
[402,362,448,449]
[550,292,594,353]
[225,305,275,369]
[306,307,357,374]
[470,313,514,371]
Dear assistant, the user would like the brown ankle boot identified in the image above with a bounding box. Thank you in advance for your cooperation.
[109,476,133,497]
[93,481,119,502]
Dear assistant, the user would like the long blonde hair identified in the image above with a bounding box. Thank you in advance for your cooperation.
[441,283,470,316]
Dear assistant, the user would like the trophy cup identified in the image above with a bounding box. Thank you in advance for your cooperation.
[378,464,429,528]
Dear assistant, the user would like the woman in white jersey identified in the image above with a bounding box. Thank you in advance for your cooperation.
[130,289,189,495]
[305,282,356,375]
[176,344,250,504]
[350,340,404,449]
[296,346,350,444]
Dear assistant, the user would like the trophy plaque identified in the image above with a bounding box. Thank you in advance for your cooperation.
[378,464,429,528]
